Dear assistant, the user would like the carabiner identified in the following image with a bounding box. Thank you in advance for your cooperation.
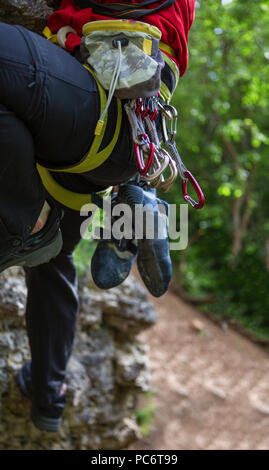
[142,148,170,183]
[161,105,178,145]
[181,170,205,210]
[134,142,155,176]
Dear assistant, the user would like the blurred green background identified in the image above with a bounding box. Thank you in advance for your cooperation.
[75,0,269,339]
[160,0,269,337]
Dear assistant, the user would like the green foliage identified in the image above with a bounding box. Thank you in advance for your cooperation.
[135,391,156,436]
[165,0,269,336]
[73,238,97,277]
[74,207,103,276]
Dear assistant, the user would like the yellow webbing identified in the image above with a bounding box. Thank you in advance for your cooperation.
[37,67,122,209]
[37,165,113,211]
[82,19,162,40]
[159,51,180,103]
[38,67,122,174]
[160,80,172,104]
[43,26,58,44]
[37,166,93,210]
[163,52,179,85]
[159,41,175,58]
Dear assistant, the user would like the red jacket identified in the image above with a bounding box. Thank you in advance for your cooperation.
[46,0,195,76]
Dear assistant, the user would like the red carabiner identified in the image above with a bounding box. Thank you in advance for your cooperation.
[135,98,143,117]
[181,170,205,210]
[134,142,155,176]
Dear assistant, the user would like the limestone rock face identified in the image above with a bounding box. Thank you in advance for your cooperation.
[0,268,157,449]
[0,0,60,33]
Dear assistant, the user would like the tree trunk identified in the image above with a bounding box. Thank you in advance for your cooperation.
[231,164,257,259]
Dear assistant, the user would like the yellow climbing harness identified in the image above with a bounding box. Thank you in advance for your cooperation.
[39,23,179,210]
[36,66,121,210]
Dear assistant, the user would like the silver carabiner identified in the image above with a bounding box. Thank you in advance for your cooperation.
[124,102,146,145]
[161,104,178,145]
[157,101,172,120]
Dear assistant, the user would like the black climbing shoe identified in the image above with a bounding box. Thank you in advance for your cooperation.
[91,184,172,297]
[91,238,138,289]
[0,205,63,274]
[117,184,172,297]
[17,361,66,432]
[90,192,138,289]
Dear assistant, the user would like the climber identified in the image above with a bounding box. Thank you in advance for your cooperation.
[0,0,196,431]
[40,0,196,295]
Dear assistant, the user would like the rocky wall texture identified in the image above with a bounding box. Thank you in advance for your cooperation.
[0,0,60,33]
[0,267,157,449]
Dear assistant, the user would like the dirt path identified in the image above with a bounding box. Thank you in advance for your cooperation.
[130,277,269,450]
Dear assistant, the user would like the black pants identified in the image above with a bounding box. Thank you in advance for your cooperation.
[0,22,137,407]
[24,207,87,407]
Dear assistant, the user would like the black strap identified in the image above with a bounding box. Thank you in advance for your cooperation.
[75,0,176,18]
